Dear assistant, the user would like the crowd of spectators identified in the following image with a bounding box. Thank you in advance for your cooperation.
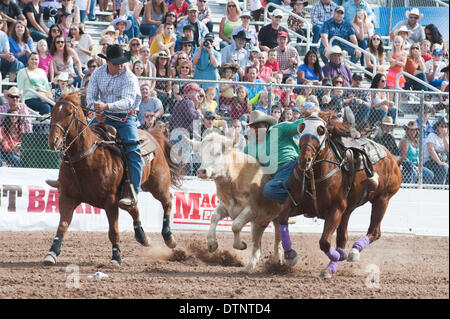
[0,0,448,183]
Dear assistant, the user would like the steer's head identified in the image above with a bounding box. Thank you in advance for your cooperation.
[189,133,234,179]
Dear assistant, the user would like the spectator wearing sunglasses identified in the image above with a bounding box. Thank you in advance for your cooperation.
[390,8,425,44]
[0,87,32,134]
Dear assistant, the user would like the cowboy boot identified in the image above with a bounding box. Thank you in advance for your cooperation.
[362,172,379,192]
[46,179,60,189]
[118,184,138,210]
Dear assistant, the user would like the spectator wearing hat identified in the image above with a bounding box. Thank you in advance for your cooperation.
[197,0,213,33]
[373,116,399,156]
[0,0,26,31]
[425,48,448,89]
[400,120,434,184]
[111,15,132,45]
[390,8,425,44]
[356,121,373,139]
[287,0,308,42]
[118,0,143,39]
[275,30,300,80]
[53,71,72,100]
[149,22,176,56]
[140,0,167,38]
[343,0,375,26]
[169,82,202,136]
[310,0,338,45]
[200,110,227,138]
[221,30,250,73]
[0,87,32,133]
[218,63,239,116]
[322,46,352,86]
[231,11,258,50]
[424,116,449,185]
[138,82,164,126]
[152,50,172,110]
[174,25,196,52]
[258,8,289,52]
[23,0,49,42]
[176,4,209,47]
[394,25,412,53]
[218,0,242,50]
[193,32,221,91]
[343,73,370,126]
[320,6,361,64]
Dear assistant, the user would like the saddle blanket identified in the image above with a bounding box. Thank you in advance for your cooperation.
[335,137,387,171]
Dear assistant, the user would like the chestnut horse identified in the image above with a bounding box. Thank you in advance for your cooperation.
[278,111,402,278]
[44,92,183,266]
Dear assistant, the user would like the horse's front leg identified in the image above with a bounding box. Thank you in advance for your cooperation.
[279,201,299,267]
[319,209,345,279]
[207,204,228,252]
[126,205,149,247]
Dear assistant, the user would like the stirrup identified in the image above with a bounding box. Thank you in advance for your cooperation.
[46,179,60,188]
[118,184,138,209]
[364,173,379,191]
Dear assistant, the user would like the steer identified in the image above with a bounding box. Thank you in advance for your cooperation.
[187,133,283,272]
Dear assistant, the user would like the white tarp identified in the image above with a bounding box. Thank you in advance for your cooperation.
[0,167,448,236]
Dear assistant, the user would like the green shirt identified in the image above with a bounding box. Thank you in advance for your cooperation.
[244,119,303,174]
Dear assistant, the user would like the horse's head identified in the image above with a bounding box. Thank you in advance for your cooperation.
[48,91,86,151]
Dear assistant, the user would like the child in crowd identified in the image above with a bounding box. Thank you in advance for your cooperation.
[265,49,279,72]
[295,80,314,107]
[420,39,432,62]
[204,86,218,114]
[254,90,272,114]
[36,39,53,79]
[112,16,131,45]
[283,108,293,122]
[53,72,72,100]
[219,63,238,117]
[175,25,196,52]
[386,35,407,88]
[281,76,298,109]
[231,85,252,120]
[287,0,308,43]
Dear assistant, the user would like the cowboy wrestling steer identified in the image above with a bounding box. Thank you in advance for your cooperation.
[188,133,283,272]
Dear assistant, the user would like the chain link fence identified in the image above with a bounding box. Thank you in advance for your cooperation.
[1,77,448,189]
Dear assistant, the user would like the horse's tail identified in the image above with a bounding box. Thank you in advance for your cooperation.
[150,128,184,188]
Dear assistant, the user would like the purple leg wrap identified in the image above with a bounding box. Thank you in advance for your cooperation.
[284,249,297,260]
[336,248,347,261]
[353,235,371,252]
[279,224,292,252]
[325,248,340,262]
[326,261,339,274]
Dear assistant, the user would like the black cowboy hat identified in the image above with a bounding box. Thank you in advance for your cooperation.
[180,36,195,45]
[98,44,130,65]
[233,30,250,42]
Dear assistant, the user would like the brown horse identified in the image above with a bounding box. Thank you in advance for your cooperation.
[43,91,183,266]
[278,111,402,278]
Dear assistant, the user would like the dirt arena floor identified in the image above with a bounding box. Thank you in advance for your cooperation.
[0,230,448,299]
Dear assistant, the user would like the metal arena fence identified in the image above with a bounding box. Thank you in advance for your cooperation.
[0,78,448,189]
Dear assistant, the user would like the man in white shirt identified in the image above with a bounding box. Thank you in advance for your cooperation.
[426,48,448,89]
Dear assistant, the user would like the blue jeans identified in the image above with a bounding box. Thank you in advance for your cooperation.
[140,24,158,37]
[368,107,397,127]
[263,159,298,204]
[0,151,20,167]
[424,160,449,185]
[93,113,143,194]
[29,28,48,42]
[312,25,321,46]
[401,160,434,184]
[25,98,52,115]
[88,0,96,20]
[404,72,428,91]
[80,10,87,23]
[0,58,24,74]
[125,16,141,39]
[350,103,371,126]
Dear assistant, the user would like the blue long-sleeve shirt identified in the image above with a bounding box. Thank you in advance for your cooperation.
[8,36,34,66]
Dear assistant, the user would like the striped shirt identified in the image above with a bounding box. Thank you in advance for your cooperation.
[276,45,300,76]
[311,0,338,27]
[87,64,141,113]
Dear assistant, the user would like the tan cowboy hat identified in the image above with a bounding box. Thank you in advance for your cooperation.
[405,8,423,20]
[404,120,419,131]
[151,51,171,63]
[248,110,277,127]
[394,25,412,37]
[5,87,22,97]
[325,46,347,60]
[101,25,119,38]
[53,72,70,84]
[219,63,239,78]
[378,116,397,127]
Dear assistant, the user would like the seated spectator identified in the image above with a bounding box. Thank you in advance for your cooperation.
[0,0,26,32]
[420,39,432,62]
[394,25,412,53]
[368,73,396,126]
[297,49,323,84]
[0,108,22,167]
[400,121,434,184]
[325,75,346,118]
[100,26,119,45]
[425,48,448,89]
[343,73,370,126]
[319,6,361,64]
[221,30,250,76]
[172,37,195,70]
[265,49,279,73]
[424,117,449,185]
[351,8,373,63]
[275,31,300,81]
[95,35,115,66]
[193,33,221,91]
[139,45,156,86]
[46,24,62,49]
[172,60,194,102]
[282,107,293,122]
[23,0,48,42]
[292,106,302,122]
[111,15,132,45]
[231,11,258,51]
[170,50,189,78]
[197,0,213,33]
[17,52,53,115]
[364,33,386,79]
[322,46,352,86]
[128,37,142,64]
[169,82,202,137]
[386,35,406,88]
[132,60,147,85]
[404,43,427,91]
[69,23,93,69]
[287,0,308,43]
[258,9,289,52]
[316,77,333,108]
[218,63,238,116]
[424,24,447,58]
[230,85,251,120]
[229,118,247,151]
[174,25,196,52]
[0,86,32,133]
[256,51,273,83]
[58,0,80,25]
[247,47,259,69]
[49,34,83,87]
[138,82,164,126]
[254,90,272,115]
[140,0,167,38]
[200,110,228,138]
[57,9,73,38]
[203,86,217,113]
[1,21,24,81]
[343,0,375,26]
[416,104,435,142]
[357,120,373,139]
[280,76,298,109]
[53,72,74,100]
[219,0,242,49]
[176,4,209,48]
[8,20,33,74]
[310,0,337,45]
[119,0,143,39]
[434,65,449,113]
[243,66,264,101]
[168,0,188,23]
[150,22,176,56]
[152,50,172,111]
[373,116,399,156]
[271,106,282,123]
[295,80,314,106]
[390,8,425,45]
[36,39,52,78]
[141,110,157,131]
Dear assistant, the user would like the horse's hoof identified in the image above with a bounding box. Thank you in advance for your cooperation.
[347,248,360,262]
[164,236,177,249]
[320,269,333,279]
[43,251,57,266]
[110,259,121,266]
[243,264,255,273]
[284,250,299,267]
[233,241,247,250]
[285,255,299,267]
[208,242,218,253]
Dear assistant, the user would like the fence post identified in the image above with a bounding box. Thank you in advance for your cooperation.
[417,90,425,189]
[268,82,273,115]
[387,0,393,37]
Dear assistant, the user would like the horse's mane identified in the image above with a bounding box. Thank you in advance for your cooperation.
[303,110,352,138]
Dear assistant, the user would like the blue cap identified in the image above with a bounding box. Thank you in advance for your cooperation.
[302,101,315,110]
[433,48,443,55]
[292,107,301,113]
